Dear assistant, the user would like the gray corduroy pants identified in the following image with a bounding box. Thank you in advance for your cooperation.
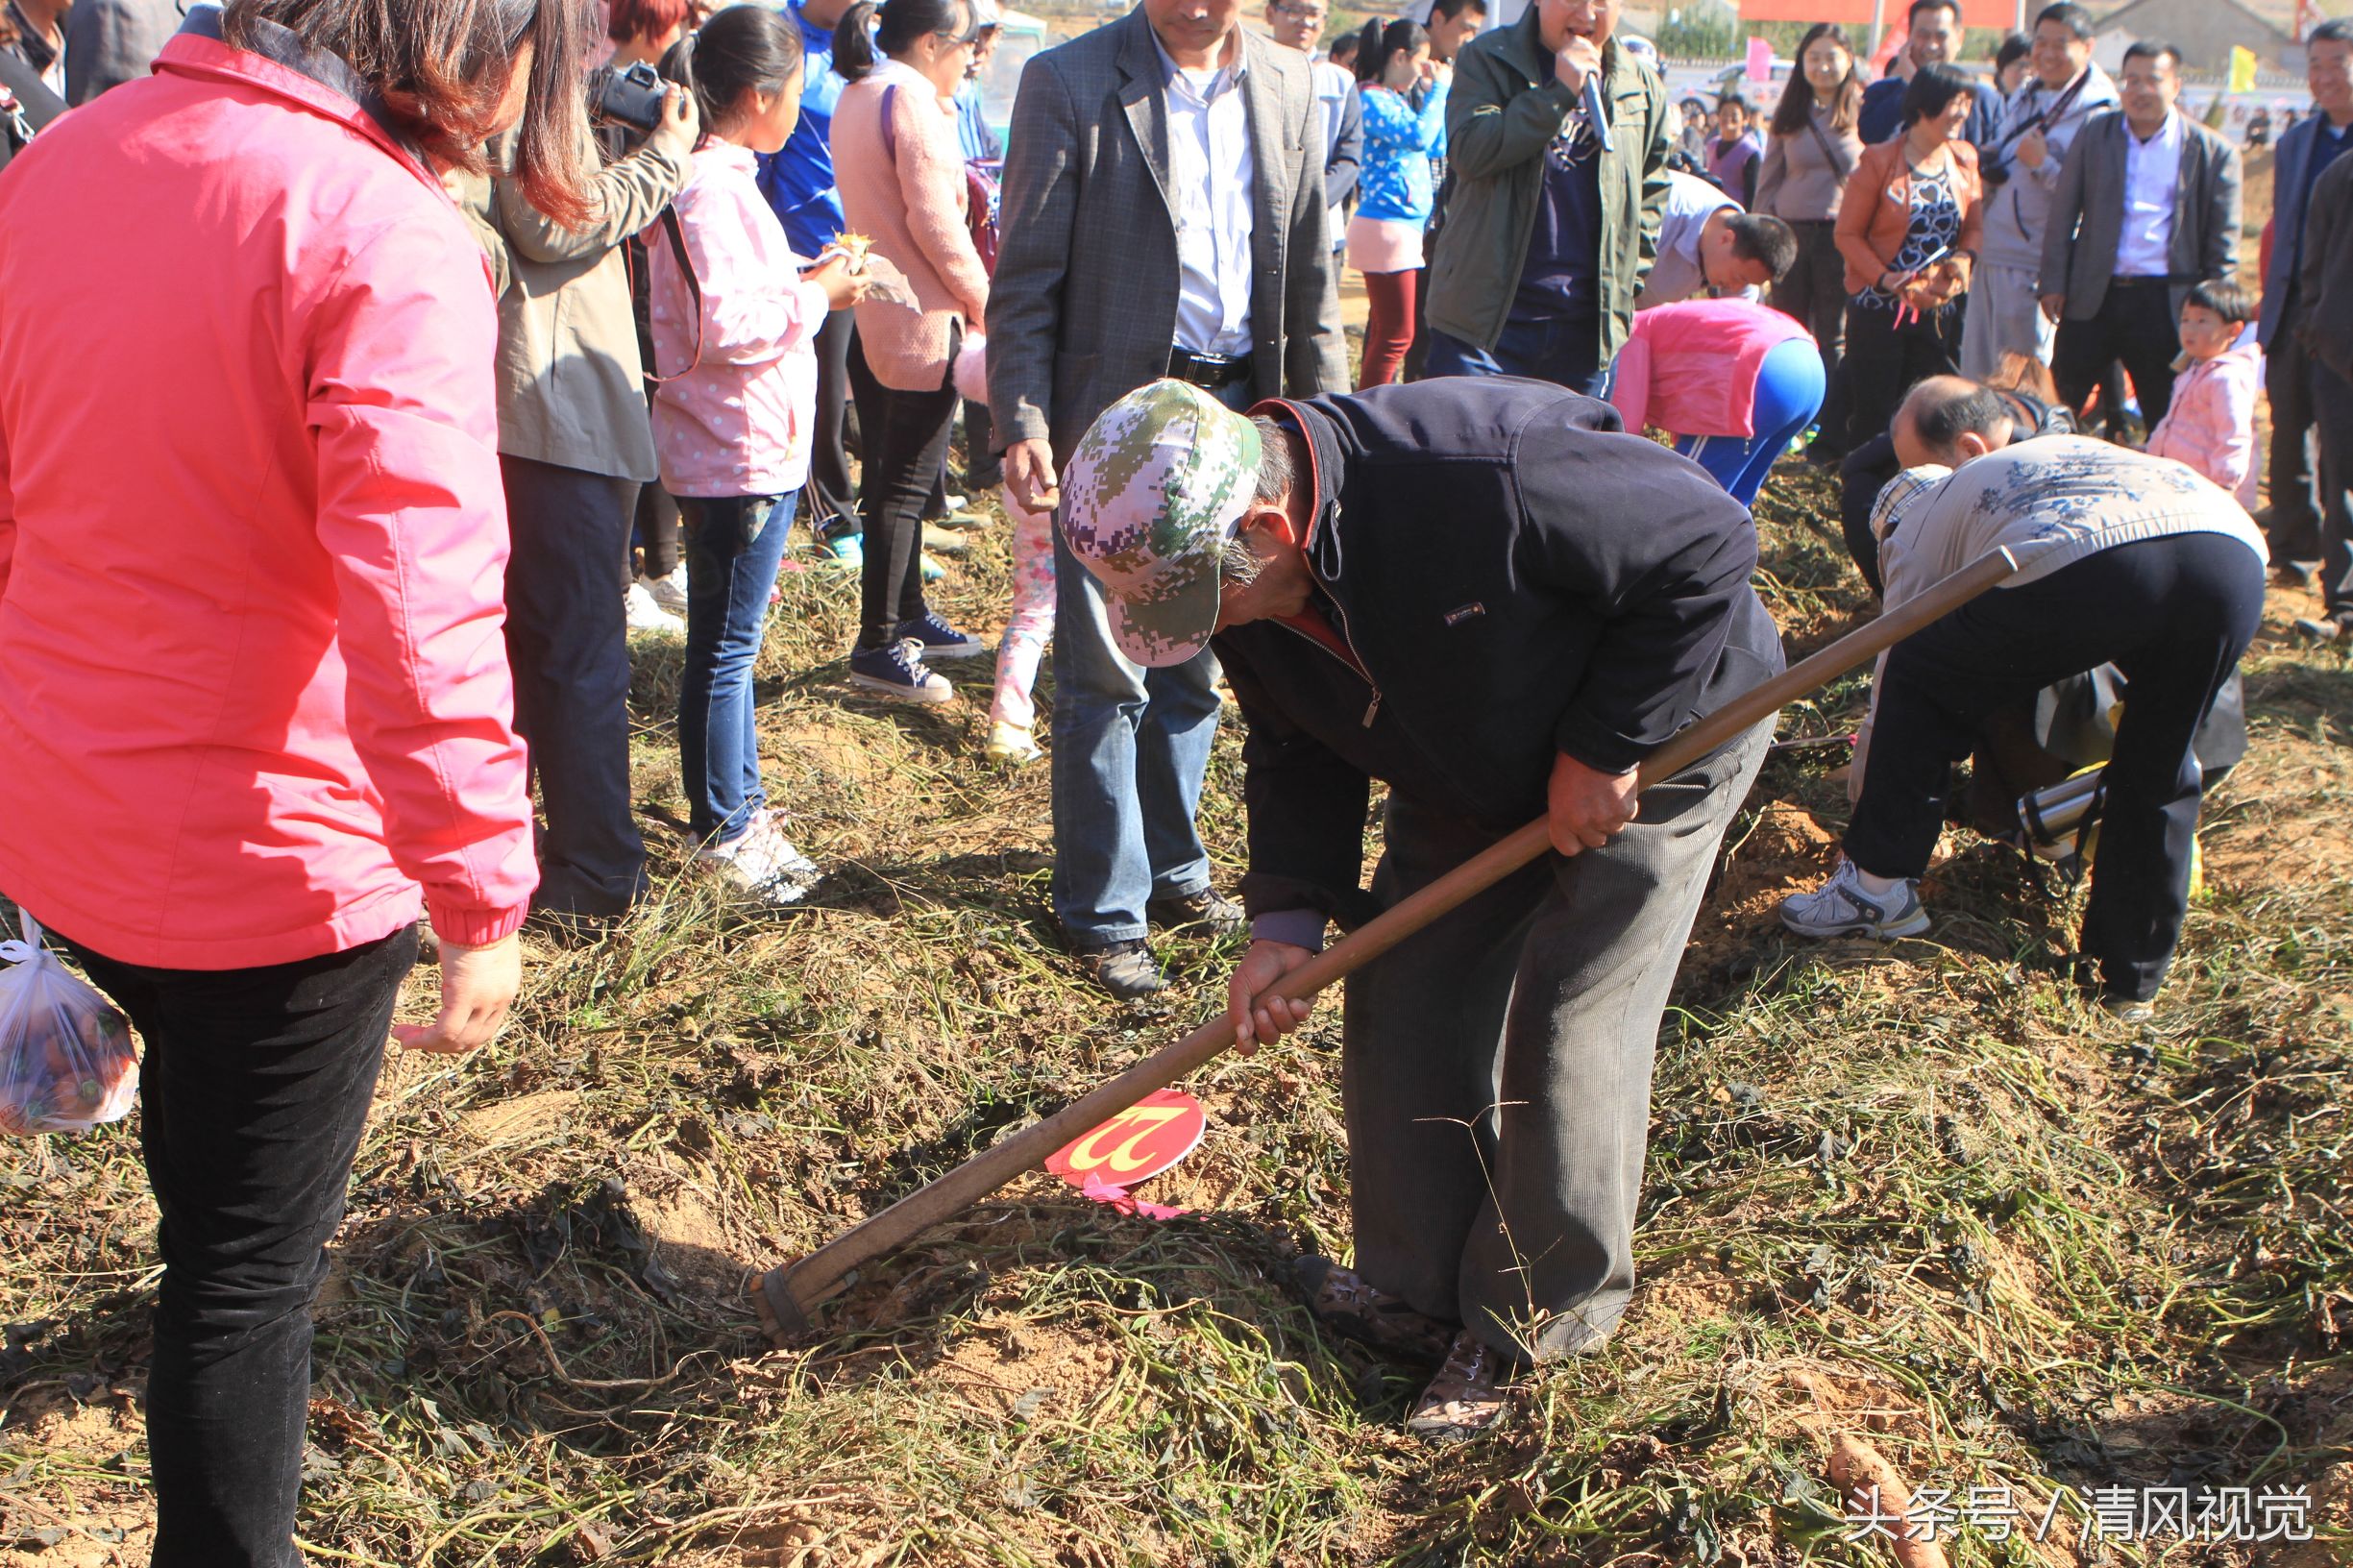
[1341,720,1772,1362]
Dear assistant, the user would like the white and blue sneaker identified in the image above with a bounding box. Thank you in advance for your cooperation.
[848,637,955,704]
[1779,859,1931,940]
[894,608,987,659]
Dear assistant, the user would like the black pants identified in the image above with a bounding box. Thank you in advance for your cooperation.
[2316,352,2353,617]
[1843,298,1958,451]
[632,477,681,582]
[501,454,648,918]
[846,332,959,649]
[1838,432,1901,596]
[805,306,861,539]
[1776,220,1849,452]
[1845,533,2264,1000]
[2264,300,2321,562]
[2054,278,2180,430]
[54,925,418,1568]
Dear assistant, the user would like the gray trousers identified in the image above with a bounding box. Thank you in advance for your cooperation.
[1342,719,1771,1362]
[1958,258,2054,381]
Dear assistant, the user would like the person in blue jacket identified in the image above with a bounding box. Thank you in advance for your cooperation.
[1346,17,1446,388]
[754,0,864,558]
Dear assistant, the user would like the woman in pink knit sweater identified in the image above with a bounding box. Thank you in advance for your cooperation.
[830,0,992,703]
[2145,280,2262,510]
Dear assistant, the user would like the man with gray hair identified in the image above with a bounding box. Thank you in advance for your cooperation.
[1784,378,2266,1020]
[988,0,1345,998]
[1057,374,1781,1437]
[1960,1,2114,378]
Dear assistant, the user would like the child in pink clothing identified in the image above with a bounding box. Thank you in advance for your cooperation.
[2146,280,2261,510]
[650,6,866,903]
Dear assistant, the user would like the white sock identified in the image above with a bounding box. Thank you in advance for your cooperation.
[1852,865,1903,896]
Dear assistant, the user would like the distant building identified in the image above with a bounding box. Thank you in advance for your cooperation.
[2089,0,2299,73]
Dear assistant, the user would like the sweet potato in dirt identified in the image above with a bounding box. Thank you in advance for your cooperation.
[0,909,139,1136]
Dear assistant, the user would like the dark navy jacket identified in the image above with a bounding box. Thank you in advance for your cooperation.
[1213,378,1784,929]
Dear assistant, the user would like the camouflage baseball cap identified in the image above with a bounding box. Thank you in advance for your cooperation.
[1062,380,1263,668]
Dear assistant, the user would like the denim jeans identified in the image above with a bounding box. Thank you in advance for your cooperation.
[1047,495,1223,946]
[1422,313,1609,397]
[53,923,419,1568]
[678,491,797,845]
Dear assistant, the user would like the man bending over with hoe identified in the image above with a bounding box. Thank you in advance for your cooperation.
[1057,378,1784,1437]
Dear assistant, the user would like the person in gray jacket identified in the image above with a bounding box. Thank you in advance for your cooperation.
[987,0,1344,997]
[2037,39,2240,430]
[2292,142,2353,644]
[454,89,699,926]
[2256,18,2352,579]
[1959,2,2113,379]
[62,0,174,101]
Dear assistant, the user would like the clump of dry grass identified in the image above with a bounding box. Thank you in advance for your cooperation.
[3,460,2346,1567]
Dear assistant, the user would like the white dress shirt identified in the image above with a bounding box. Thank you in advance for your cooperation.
[2116,109,2182,279]
[1157,34,1257,356]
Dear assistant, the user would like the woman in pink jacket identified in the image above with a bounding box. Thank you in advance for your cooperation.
[0,0,590,1557]
[1610,298,1826,506]
[829,0,992,703]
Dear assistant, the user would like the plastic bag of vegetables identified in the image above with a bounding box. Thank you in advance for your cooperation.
[0,906,139,1135]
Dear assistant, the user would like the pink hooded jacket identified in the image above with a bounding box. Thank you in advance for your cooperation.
[2146,339,2262,510]
[1610,298,1816,440]
[0,24,538,969]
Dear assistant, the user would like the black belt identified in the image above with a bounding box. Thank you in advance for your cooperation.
[1167,345,1254,390]
[2112,274,2176,286]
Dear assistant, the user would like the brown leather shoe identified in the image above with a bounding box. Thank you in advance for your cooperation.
[1405,1331,1510,1442]
[1294,1256,1457,1363]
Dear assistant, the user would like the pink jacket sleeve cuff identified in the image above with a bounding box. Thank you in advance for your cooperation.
[427,896,529,948]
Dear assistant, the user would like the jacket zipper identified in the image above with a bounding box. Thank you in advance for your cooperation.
[1268,601,1385,727]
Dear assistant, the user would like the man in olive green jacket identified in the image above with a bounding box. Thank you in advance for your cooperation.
[1423,0,1668,394]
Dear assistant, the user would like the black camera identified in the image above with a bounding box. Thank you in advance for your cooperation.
[588,61,668,135]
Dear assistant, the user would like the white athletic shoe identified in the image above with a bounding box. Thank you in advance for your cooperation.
[695,821,818,907]
[625,580,685,639]
[1779,859,1931,940]
[643,566,689,618]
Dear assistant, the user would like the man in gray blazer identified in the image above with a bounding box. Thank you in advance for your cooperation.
[2037,39,2241,430]
[2256,18,2352,577]
[987,0,1345,997]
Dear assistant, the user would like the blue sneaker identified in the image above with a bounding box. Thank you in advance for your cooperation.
[895,607,987,659]
[848,638,954,704]
[817,516,863,569]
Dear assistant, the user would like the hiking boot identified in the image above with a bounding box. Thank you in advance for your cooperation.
[2292,608,2352,644]
[984,720,1042,767]
[1076,939,1164,999]
[930,500,985,530]
[2099,992,2156,1024]
[1405,1331,1510,1442]
[1146,888,1245,936]
[1779,859,1930,940]
[1294,1256,1456,1363]
[848,639,955,704]
[2274,559,2316,590]
[895,607,987,659]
